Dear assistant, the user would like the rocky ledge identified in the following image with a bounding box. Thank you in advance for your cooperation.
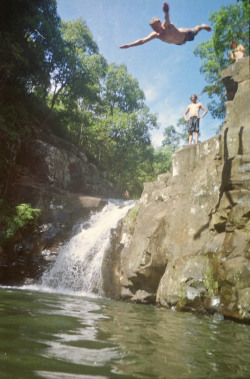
[102,56,250,322]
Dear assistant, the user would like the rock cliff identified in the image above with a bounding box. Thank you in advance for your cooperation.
[0,128,120,284]
[102,57,250,322]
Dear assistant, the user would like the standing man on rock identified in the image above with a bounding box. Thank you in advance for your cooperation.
[228,41,246,62]
[184,94,207,145]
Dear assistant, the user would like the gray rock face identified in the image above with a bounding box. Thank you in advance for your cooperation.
[0,132,119,285]
[9,136,119,243]
[102,57,250,322]
[12,137,119,199]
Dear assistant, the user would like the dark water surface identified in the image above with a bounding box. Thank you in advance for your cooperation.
[1,287,250,379]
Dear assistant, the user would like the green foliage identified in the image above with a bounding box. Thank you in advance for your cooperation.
[162,118,189,150]
[0,0,61,93]
[237,0,250,14]
[94,108,158,197]
[45,19,108,144]
[0,2,163,198]
[0,202,40,243]
[194,2,249,119]
[44,18,104,117]
[0,0,62,190]
[152,146,173,175]
[103,63,145,114]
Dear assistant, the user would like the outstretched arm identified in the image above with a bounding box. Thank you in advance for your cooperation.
[120,32,157,49]
[199,103,207,118]
[184,106,190,121]
[162,2,170,27]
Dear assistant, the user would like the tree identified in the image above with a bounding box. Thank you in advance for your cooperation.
[0,0,63,196]
[152,146,173,176]
[103,63,145,114]
[91,108,158,196]
[0,0,61,93]
[43,18,107,125]
[194,2,249,119]
[162,118,189,150]
[0,3,162,198]
[237,0,250,12]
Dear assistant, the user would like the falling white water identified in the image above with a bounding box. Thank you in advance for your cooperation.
[41,199,135,295]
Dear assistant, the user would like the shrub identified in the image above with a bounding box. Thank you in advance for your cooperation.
[1,202,40,242]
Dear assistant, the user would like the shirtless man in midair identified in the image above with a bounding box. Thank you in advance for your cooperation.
[120,2,211,49]
[184,94,207,145]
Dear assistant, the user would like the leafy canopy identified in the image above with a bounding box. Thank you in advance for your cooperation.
[0,1,167,198]
[194,2,249,120]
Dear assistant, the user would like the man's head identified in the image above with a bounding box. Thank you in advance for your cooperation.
[150,17,161,31]
[230,41,237,49]
[190,94,198,102]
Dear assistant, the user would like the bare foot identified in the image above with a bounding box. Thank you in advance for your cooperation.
[202,24,212,32]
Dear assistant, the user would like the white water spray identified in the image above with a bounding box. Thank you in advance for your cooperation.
[41,199,135,295]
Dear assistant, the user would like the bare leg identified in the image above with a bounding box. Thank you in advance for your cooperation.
[189,133,193,145]
[194,24,212,33]
[195,131,199,144]
[179,24,211,33]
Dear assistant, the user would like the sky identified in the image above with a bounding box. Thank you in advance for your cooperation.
[56,0,237,147]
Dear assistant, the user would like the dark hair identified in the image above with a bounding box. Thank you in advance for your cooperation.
[190,94,197,101]
[230,41,237,48]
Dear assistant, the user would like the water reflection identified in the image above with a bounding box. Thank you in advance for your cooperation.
[96,300,250,378]
[0,288,250,378]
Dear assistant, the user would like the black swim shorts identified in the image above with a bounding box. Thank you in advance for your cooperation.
[185,30,198,42]
[188,116,199,134]
[177,29,198,45]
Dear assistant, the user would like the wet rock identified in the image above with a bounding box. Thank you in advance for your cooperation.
[1,119,122,285]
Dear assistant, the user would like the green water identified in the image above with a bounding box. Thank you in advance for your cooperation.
[0,288,250,379]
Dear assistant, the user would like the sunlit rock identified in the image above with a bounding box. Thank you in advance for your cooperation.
[102,57,250,322]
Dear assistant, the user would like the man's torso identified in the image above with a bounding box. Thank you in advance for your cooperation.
[158,23,186,44]
[188,103,201,117]
[233,47,245,61]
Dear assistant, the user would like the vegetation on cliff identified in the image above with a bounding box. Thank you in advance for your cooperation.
[0,0,171,202]
[0,201,40,245]
[194,0,249,120]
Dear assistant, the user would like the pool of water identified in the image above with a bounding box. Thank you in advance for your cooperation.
[1,287,250,378]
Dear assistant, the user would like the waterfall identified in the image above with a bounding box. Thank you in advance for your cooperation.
[40,199,135,295]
